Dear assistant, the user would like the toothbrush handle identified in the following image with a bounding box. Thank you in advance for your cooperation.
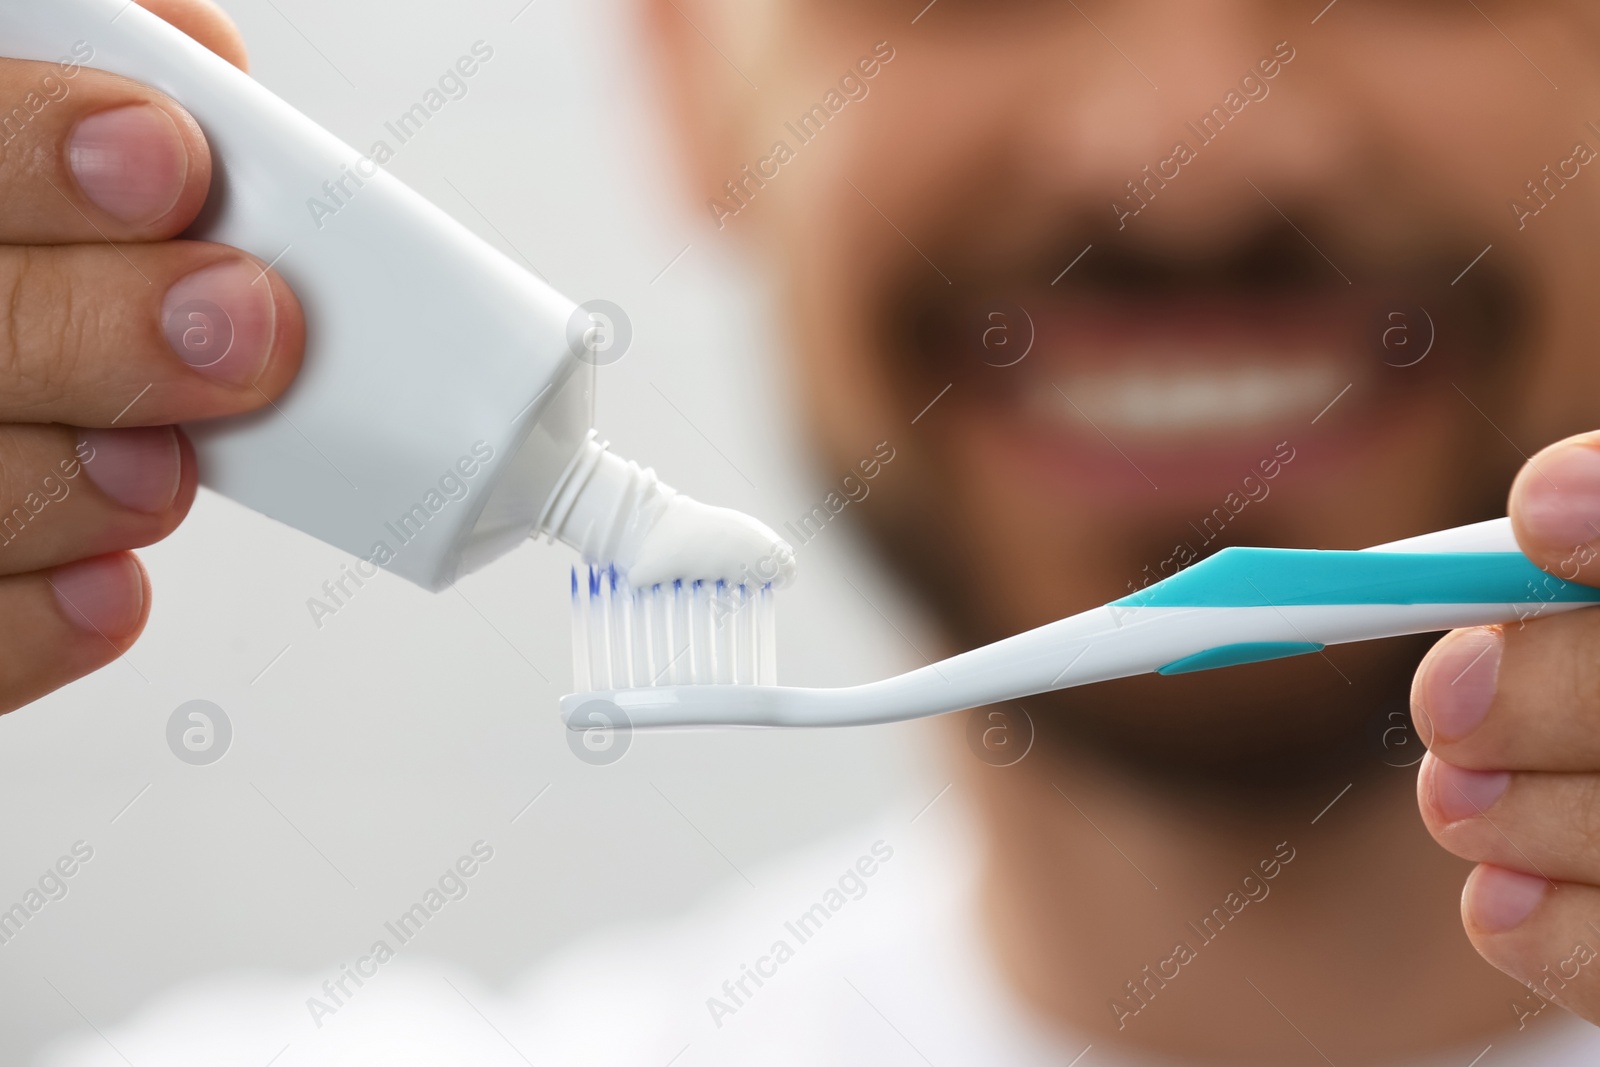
[1096,522,1599,678]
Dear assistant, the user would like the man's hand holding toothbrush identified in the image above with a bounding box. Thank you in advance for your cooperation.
[0,0,302,714]
[1416,431,1600,1024]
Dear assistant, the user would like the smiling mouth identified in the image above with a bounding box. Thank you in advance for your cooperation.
[1042,357,1345,438]
[900,221,1522,496]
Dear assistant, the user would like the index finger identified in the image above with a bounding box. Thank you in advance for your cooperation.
[0,0,251,246]
[0,57,214,245]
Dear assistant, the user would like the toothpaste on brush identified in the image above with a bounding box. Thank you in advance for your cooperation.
[540,435,796,591]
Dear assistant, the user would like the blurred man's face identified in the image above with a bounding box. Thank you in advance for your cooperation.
[660,1,1600,789]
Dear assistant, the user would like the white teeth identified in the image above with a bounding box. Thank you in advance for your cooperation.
[1036,360,1345,437]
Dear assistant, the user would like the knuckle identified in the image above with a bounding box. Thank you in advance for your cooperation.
[0,249,84,412]
[0,130,54,208]
[1563,613,1600,717]
[0,433,24,514]
[1567,777,1600,854]
[0,63,84,223]
[1574,793,1600,857]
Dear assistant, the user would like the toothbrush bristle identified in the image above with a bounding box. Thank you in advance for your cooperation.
[569,566,777,691]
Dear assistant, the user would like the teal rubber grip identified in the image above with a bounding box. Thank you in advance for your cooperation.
[1111,550,1600,610]
[1157,641,1325,675]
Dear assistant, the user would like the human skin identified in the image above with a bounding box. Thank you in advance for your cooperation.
[0,0,303,714]
[647,0,1600,1057]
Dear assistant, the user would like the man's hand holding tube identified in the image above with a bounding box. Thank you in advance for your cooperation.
[0,0,303,714]
[1416,430,1600,1025]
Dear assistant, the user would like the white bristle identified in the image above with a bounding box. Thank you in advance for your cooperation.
[569,566,777,691]
[570,568,588,690]
[758,584,777,686]
[583,566,609,690]
[690,581,711,682]
[671,581,691,685]
[713,580,733,685]
[734,584,754,685]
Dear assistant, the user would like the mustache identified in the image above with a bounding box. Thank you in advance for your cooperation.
[908,195,1519,293]
[1065,221,1513,302]
[885,210,1530,380]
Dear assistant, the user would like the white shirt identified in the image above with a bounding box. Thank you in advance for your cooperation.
[36,811,1600,1066]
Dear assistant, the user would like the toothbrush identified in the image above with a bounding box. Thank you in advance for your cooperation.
[563,517,1600,729]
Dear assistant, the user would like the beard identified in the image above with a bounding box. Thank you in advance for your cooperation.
[1004,641,1431,808]
[843,418,1512,812]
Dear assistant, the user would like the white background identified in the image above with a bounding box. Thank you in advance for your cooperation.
[0,1,943,1060]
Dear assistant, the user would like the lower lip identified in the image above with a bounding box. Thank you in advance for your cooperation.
[969,407,1374,504]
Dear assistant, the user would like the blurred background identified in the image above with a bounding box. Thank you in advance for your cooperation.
[0,0,942,1060]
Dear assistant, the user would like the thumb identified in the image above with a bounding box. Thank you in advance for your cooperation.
[1508,430,1600,585]
[136,0,251,72]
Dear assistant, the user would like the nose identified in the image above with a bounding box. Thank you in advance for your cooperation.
[1019,2,1364,250]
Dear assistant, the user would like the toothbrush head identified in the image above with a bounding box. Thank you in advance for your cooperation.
[562,562,930,731]
[567,565,778,706]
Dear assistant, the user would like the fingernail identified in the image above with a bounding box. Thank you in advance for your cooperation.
[76,427,182,514]
[50,555,145,638]
[68,105,188,224]
[1516,439,1600,551]
[1429,758,1510,823]
[1416,627,1502,742]
[162,260,277,384]
[1465,865,1547,934]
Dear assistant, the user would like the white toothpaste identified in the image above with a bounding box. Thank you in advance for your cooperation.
[541,434,796,590]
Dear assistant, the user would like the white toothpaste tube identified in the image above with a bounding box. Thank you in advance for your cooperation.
[0,0,794,592]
